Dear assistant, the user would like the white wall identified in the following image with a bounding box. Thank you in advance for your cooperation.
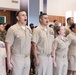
[0,0,20,11]
[47,0,76,16]
[40,0,43,12]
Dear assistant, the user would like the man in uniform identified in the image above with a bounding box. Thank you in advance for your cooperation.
[53,20,59,38]
[65,17,74,36]
[32,13,54,75]
[5,10,32,75]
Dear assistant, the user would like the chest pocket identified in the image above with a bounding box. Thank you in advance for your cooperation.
[57,40,67,51]
[15,30,25,41]
[40,30,47,41]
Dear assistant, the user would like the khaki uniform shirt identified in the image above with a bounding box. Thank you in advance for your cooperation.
[53,35,69,57]
[0,41,6,75]
[0,32,5,42]
[5,23,32,55]
[32,25,54,55]
[67,32,76,56]
[65,25,71,37]
[49,27,54,35]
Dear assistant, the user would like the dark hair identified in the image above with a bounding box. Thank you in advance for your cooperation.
[67,17,71,23]
[29,23,34,29]
[15,10,26,17]
[30,23,34,26]
[5,24,12,31]
[39,12,47,19]
[70,23,76,31]
[49,24,53,27]
[35,26,37,28]
[0,23,3,25]
[56,26,60,35]
[53,20,57,22]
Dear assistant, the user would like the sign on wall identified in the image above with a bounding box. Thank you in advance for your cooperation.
[0,16,6,23]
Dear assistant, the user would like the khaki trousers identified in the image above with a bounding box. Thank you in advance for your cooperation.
[53,56,68,75]
[0,67,6,75]
[36,55,53,75]
[11,54,30,75]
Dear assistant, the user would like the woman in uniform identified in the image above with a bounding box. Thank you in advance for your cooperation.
[0,41,6,75]
[52,26,69,75]
[67,23,76,75]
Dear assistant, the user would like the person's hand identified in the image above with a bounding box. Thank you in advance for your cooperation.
[34,58,39,66]
[53,61,57,67]
[7,62,13,70]
[52,57,57,67]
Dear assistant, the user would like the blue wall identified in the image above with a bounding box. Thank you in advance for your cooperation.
[28,0,39,26]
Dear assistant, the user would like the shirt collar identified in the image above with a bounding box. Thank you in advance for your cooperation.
[39,24,48,30]
[58,35,63,39]
[16,22,26,30]
[67,24,70,28]
[71,32,76,35]
[58,35,68,42]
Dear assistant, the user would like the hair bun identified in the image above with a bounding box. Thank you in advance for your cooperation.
[40,12,43,15]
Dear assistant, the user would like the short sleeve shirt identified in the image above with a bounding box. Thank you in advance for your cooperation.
[32,25,54,55]
[53,36,69,56]
[67,32,76,56]
[5,23,32,55]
